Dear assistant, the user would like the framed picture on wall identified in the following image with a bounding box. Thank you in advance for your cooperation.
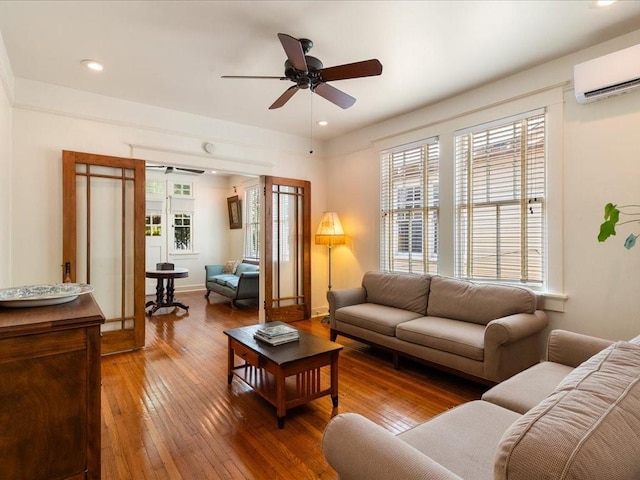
[227,195,242,229]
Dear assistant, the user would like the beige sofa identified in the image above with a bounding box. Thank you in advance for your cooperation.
[328,271,548,383]
[323,330,640,480]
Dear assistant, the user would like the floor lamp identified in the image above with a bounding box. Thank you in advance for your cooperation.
[315,212,345,322]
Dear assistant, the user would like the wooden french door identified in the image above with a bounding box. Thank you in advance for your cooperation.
[264,176,311,322]
[62,150,146,354]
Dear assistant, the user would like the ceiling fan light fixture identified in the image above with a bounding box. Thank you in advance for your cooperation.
[81,59,104,71]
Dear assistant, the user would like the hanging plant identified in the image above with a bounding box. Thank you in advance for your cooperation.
[598,203,640,249]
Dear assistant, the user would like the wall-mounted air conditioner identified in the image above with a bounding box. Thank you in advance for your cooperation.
[574,43,640,104]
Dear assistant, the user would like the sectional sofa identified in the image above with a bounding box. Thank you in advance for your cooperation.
[328,271,548,383]
[323,330,640,480]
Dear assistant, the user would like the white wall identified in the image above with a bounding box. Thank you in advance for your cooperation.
[225,175,260,263]
[0,32,12,289]
[8,80,331,314]
[325,30,640,341]
[562,88,640,340]
[6,28,640,336]
[194,174,239,270]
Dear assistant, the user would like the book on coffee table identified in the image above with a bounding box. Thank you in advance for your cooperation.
[254,333,299,346]
[254,324,299,345]
[256,324,298,337]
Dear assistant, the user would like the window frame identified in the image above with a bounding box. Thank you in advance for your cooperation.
[168,179,196,255]
[454,109,546,287]
[145,214,162,237]
[243,183,261,261]
[380,138,440,275]
[172,212,193,252]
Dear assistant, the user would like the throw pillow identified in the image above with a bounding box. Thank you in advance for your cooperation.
[222,260,238,274]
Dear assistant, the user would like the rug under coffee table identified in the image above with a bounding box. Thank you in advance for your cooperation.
[224,321,343,428]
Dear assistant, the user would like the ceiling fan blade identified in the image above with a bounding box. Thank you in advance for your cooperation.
[269,85,300,109]
[319,59,383,82]
[176,168,205,174]
[221,75,285,80]
[277,33,307,72]
[313,83,356,109]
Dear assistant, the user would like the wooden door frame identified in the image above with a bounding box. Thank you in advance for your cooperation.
[62,150,146,353]
[264,176,311,322]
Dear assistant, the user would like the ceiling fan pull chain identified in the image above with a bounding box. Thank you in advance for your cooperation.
[309,91,314,155]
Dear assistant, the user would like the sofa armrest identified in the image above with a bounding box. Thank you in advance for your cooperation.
[483,310,549,382]
[323,413,463,480]
[327,287,367,310]
[235,271,259,300]
[204,264,223,279]
[546,329,613,367]
[327,287,367,328]
[485,310,549,346]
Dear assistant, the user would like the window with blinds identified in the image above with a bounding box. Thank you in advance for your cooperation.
[454,110,545,285]
[243,184,261,261]
[380,139,439,274]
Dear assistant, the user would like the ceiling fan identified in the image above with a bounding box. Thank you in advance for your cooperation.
[146,165,205,175]
[222,33,383,110]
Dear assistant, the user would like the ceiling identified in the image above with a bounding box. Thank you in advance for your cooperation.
[1,1,640,142]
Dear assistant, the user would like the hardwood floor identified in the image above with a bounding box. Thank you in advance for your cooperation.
[101,291,487,479]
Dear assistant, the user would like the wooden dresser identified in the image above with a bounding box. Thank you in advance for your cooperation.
[0,294,105,480]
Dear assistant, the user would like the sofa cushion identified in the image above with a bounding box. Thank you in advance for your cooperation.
[427,276,536,325]
[222,276,239,289]
[336,303,423,337]
[495,341,640,480]
[235,262,259,275]
[399,400,520,480]
[396,317,485,361]
[362,271,431,315]
[211,274,237,286]
[482,361,574,414]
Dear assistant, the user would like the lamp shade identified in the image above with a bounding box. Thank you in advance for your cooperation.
[315,212,346,245]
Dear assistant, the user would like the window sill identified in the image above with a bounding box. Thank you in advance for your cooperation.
[540,292,567,313]
[169,252,200,258]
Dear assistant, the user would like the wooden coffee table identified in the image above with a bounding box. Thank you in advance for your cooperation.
[224,322,343,428]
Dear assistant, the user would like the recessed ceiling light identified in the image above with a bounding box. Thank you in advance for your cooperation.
[81,59,104,71]
[317,120,328,126]
[210,170,217,174]
[592,0,617,6]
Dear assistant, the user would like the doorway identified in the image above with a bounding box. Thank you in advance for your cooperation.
[264,176,311,322]
[62,150,146,354]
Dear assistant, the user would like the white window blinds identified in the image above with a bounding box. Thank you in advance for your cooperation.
[454,110,545,285]
[243,184,261,261]
[380,139,439,274]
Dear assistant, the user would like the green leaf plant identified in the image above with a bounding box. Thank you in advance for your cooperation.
[598,203,640,249]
